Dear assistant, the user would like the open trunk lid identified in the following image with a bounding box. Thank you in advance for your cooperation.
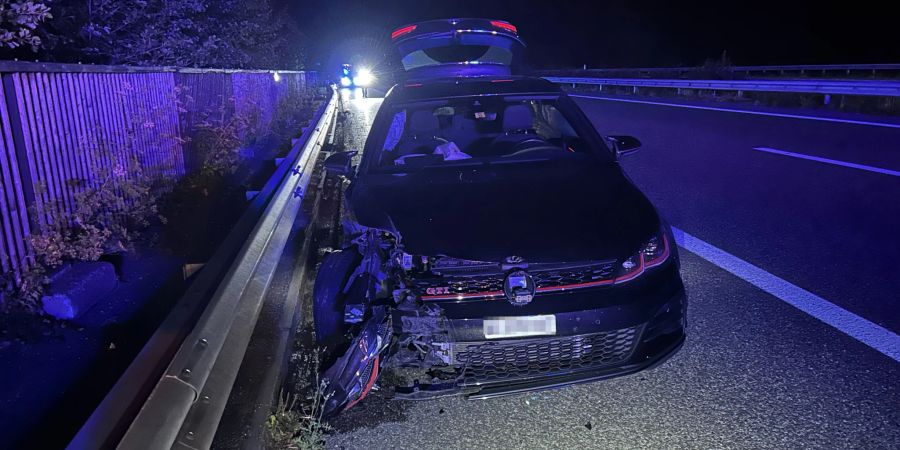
[391,18,526,79]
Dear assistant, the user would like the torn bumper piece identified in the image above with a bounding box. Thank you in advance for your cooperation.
[321,307,391,417]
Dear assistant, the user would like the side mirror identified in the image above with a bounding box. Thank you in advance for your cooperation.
[324,150,358,177]
[606,135,642,157]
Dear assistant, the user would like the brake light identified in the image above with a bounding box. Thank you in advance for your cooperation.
[391,24,417,39]
[490,20,518,34]
[614,232,671,284]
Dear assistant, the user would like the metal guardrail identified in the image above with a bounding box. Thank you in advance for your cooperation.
[67,88,339,450]
[541,63,900,76]
[730,64,900,73]
[544,77,900,97]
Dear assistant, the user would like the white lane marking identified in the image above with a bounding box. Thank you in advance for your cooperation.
[672,227,900,362]
[753,147,900,177]
[570,94,900,129]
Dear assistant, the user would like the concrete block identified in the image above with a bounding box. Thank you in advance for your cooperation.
[42,261,118,320]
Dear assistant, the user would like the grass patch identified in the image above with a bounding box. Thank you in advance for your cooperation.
[267,348,332,450]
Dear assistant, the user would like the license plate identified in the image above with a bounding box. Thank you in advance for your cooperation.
[483,315,556,339]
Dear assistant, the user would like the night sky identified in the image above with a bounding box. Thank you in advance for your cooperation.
[287,0,897,72]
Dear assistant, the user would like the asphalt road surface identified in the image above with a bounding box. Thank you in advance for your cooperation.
[324,93,900,450]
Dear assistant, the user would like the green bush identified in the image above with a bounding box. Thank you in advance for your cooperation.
[2,137,164,313]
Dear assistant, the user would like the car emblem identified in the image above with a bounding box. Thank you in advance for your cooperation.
[504,255,524,264]
[503,270,535,306]
[425,287,450,296]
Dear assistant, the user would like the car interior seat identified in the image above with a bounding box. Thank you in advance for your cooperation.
[390,110,445,163]
[490,104,538,155]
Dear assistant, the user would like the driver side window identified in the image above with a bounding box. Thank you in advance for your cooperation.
[533,103,577,140]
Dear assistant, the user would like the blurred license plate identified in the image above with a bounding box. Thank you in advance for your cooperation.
[484,315,556,339]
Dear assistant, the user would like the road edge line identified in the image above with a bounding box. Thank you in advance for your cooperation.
[672,226,900,362]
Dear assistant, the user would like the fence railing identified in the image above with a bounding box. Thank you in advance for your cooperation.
[0,61,318,280]
[539,63,900,78]
[544,76,900,98]
[69,87,338,450]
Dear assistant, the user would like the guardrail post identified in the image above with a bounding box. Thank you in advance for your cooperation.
[824,94,831,105]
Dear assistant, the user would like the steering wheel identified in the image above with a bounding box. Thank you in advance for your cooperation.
[511,137,548,152]
[490,129,540,154]
[504,127,536,136]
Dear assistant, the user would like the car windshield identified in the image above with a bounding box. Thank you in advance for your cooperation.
[373,95,593,171]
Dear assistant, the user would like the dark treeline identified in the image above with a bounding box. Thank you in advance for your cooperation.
[1,0,308,69]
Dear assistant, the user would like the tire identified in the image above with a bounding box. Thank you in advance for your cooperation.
[312,249,360,349]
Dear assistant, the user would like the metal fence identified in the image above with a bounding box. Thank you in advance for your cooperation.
[539,63,900,78]
[0,61,317,280]
[543,76,900,97]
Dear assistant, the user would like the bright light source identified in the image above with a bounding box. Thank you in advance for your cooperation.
[340,76,352,87]
[353,67,374,87]
[273,71,281,82]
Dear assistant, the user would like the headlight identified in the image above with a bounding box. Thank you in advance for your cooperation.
[353,67,375,87]
[340,76,352,87]
[614,231,671,284]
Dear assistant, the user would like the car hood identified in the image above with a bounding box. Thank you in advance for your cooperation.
[348,159,660,263]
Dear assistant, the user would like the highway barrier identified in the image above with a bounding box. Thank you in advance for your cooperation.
[544,76,900,98]
[67,87,338,450]
[540,63,900,78]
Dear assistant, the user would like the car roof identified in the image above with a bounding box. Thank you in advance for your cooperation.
[385,75,562,103]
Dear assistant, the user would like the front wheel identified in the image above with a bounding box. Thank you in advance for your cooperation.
[312,250,360,350]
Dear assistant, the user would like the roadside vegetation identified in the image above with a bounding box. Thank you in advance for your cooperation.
[1,0,320,315]
[2,0,307,70]
[4,138,165,313]
[1,85,321,315]
[267,346,332,450]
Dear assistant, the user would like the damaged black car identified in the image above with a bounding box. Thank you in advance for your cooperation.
[315,18,687,416]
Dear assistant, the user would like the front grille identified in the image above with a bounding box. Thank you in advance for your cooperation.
[532,263,616,288]
[410,274,505,296]
[411,261,617,297]
[453,326,641,385]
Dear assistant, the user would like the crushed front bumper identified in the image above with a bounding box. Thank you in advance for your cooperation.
[393,275,687,399]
